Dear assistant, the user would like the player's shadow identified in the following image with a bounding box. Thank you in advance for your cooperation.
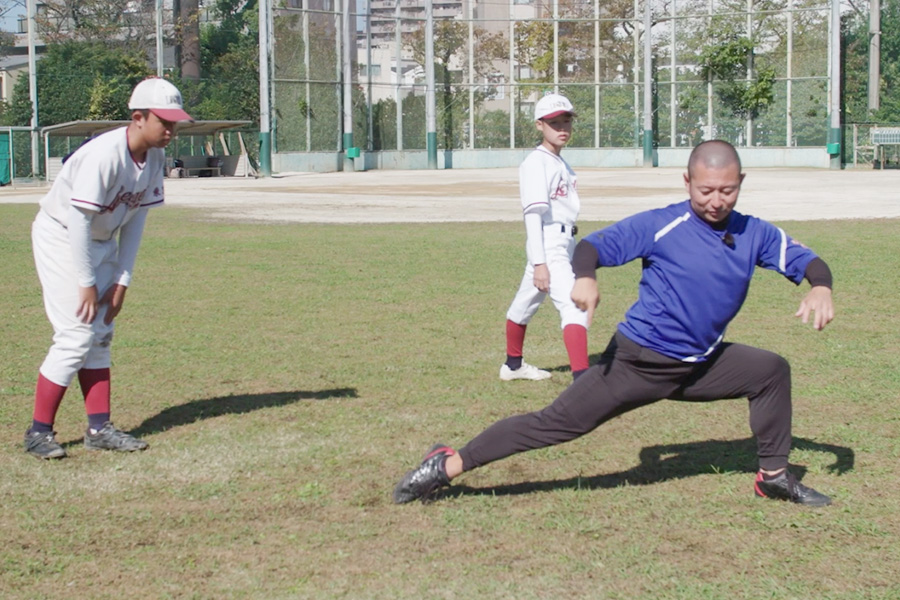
[446,436,854,500]
[125,387,358,439]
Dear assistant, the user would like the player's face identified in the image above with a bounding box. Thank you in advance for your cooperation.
[537,113,573,151]
[139,111,177,149]
[684,162,745,225]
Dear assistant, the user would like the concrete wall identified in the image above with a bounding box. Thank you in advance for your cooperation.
[272,146,834,173]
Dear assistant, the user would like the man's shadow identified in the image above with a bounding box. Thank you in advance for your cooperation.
[63,388,358,446]
[448,436,854,499]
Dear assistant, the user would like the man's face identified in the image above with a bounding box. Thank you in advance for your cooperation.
[536,113,573,147]
[138,111,177,149]
[684,161,745,225]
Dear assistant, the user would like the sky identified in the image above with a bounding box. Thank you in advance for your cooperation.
[2,14,18,34]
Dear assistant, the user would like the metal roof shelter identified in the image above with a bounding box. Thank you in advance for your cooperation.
[870,127,900,170]
[42,120,254,181]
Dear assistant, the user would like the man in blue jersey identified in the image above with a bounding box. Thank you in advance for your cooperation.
[394,140,835,507]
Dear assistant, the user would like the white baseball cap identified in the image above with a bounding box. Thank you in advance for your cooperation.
[534,93,575,121]
[128,77,193,122]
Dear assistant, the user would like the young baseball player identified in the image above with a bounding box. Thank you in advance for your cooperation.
[24,77,193,459]
[501,93,590,382]
[395,140,836,507]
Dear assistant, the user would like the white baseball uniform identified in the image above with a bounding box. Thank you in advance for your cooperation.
[506,145,587,329]
[32,127,165,387]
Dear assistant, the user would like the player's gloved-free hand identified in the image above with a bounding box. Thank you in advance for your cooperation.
[795,285,834,331]
[571,277,600,327]
[101,284,128,326]
[533,263,550,293]
[76,285,99,324]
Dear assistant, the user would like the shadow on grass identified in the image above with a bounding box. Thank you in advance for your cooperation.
[125,388,359,439]
[447,436,854,499]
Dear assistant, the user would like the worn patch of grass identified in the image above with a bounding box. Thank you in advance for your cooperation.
[1,204,898,599]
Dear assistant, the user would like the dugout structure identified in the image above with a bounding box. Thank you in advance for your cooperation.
[271,0,839,170]
[41,120,255,181]
[870,127,900,169]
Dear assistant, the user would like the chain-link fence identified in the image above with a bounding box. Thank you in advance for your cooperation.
[272,0,833,154]
[1,128,41,185]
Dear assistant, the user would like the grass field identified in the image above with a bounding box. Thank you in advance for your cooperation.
[1,204,898,599]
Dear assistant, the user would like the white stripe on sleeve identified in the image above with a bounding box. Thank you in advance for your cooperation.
[654,211,691,242]
[777,227,787,272]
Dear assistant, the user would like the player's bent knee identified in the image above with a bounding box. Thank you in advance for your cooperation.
[560,311,589,329]
[757,351,791,383]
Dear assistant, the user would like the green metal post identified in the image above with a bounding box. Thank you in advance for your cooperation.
[258,131,272,177]
[427,132,437,169]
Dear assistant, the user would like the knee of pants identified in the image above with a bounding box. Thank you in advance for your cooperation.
[83,342,113,370]
[507,300,544,325]
[51,325,95,359]
[559,305,589,329]
[759,352,791,386]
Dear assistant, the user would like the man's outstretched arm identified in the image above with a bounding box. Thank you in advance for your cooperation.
[570,240,600,326]
[796,257,834,331]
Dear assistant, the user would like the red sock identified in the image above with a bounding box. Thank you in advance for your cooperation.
[506,320,527,358]
[563,324,589,374]
[78,368,111,427]
[33,373,68,428]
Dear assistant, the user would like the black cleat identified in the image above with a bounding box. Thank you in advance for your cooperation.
[393,444,454,504]
[24,430,67,459]
[84,422,149,452]
[754,470,831,507]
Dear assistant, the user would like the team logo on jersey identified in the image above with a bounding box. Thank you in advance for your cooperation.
[551,181,569,200]
[103,185,146,213]
[789,238,809,249]
[153,187,161,197]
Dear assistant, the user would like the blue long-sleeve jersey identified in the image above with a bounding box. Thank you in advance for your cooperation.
[583,200,818,362]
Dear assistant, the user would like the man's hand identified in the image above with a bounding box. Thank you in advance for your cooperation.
[100,284,128,325]
[795,285,834,331]
[571,277,600,326]
[533,263,550,293]
[76,285,99,324]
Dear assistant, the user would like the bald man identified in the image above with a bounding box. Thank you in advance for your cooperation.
[395,140,835,507]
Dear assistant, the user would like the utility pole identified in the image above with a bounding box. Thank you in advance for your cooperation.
[642,0,653,167]
[827,0,841,168]
[156,0,164,76]
[869,0,881,112]
[425,0,437,169]
[27,0,39,179]
[258,0,272,176]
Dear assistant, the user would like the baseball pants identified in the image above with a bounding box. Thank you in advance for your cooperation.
[458,331,793,472]
[506,227,588,329]
[32,210,118,387]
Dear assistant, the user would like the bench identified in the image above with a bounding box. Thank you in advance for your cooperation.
[183,166,221,177]
[174,156,223,177]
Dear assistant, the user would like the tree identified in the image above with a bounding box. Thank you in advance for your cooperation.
[31,0,158,53]
[698,32,775,122]
[185,0,259,122]
[178,0,202,79]
[406,19,507,149]
[842,0,900,123]
[4,41,151,127]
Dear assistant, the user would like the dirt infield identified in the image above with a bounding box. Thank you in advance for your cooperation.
[3,167,899,222]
